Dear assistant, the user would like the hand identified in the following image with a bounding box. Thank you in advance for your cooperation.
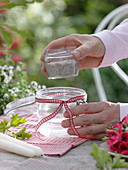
[41,34,105,72]
[61,101,120,140]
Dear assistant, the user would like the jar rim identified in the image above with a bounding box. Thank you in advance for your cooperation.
[36,87,87,100]
[5,96,35,109]
[44,47,75,59]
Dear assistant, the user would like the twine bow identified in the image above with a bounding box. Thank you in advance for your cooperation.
[35,95,85,138]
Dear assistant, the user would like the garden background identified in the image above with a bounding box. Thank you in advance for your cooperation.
[0,0,128,114]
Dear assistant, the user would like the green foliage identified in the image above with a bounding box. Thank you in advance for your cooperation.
[0,0,44,9]
[0,113,32,140]
[0,27,13,47]
[0,119,10,133]
[90,143,128,170]
[13,127,32,140]
[10,114,27,127]
[0,58,41,115]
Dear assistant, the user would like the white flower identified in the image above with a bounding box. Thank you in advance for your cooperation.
[3,94,9,99]
[30,81,38,88]
[16,65,21,71]
[9,69,14,77]
[4,75,12,84]
[42,85,46,89]
[38,85,41,89]
[8,89,14,94]
[9,66,14,70]
[3,65,8,70]
[12,87,19,92]
[25,89,31,93]
[1,71,7,77]
[13,94,17,97]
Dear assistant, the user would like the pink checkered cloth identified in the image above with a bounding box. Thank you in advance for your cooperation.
[0,114,87,157]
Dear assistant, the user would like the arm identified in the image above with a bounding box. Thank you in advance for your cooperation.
[95,19,128,120]
[95,19,128,67]
[41,19,128,70]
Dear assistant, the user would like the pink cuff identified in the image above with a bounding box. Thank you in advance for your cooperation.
[118,103,128,121]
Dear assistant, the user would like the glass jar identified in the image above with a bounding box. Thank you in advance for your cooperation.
[36,87,87,138]
[44,47,79,79]
[4,96,36,117]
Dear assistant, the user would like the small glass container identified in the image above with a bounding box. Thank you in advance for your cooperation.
[44,47,79,79]
[36,87,87,138]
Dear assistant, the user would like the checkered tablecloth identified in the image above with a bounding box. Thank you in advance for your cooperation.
[0,114,87,156]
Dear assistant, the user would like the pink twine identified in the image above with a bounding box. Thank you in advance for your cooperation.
[35,95,85,139]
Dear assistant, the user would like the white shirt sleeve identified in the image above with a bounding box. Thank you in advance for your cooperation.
[94,19,128,121]
[94,19,128,67]
[118,103,128,121]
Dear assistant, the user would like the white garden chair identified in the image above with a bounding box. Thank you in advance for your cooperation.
[92,3,128,101]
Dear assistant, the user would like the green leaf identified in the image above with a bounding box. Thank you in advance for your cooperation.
[1,24,30,37]
[0,1,31,9]
[0,3,22,9]
[90,143,128,170]
[0,29,14,48]
[0,114,32,140]
[0,0,44,9]
[112,154,128,168]
[102,136,109,142]
[12,0,31,4]
[90,143,111,169]
[15,127,32,140]
[10,114,27,127]
[0,119,10,133]
[0,0,44,10]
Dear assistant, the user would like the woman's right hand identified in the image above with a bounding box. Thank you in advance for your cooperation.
[41,34,106,72]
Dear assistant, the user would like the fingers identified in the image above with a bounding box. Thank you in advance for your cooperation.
[67,124,107,139]
[40,38,66,61]
[64,102,103,118]
[41,62,46,73]
[43,37,69,49]
[41,35,77,59]
[73,44,91,60]
[83,133,107,140]
[77,56,103,69]
[72,36,105,60]
[62,113,104,128]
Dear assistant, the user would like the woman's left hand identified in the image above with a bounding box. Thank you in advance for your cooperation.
[61,101,120,140]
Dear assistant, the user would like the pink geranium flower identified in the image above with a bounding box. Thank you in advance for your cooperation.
[12,54,22,63]
[106,114,128,155]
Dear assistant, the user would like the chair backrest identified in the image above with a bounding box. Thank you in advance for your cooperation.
[92,3,128,101]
